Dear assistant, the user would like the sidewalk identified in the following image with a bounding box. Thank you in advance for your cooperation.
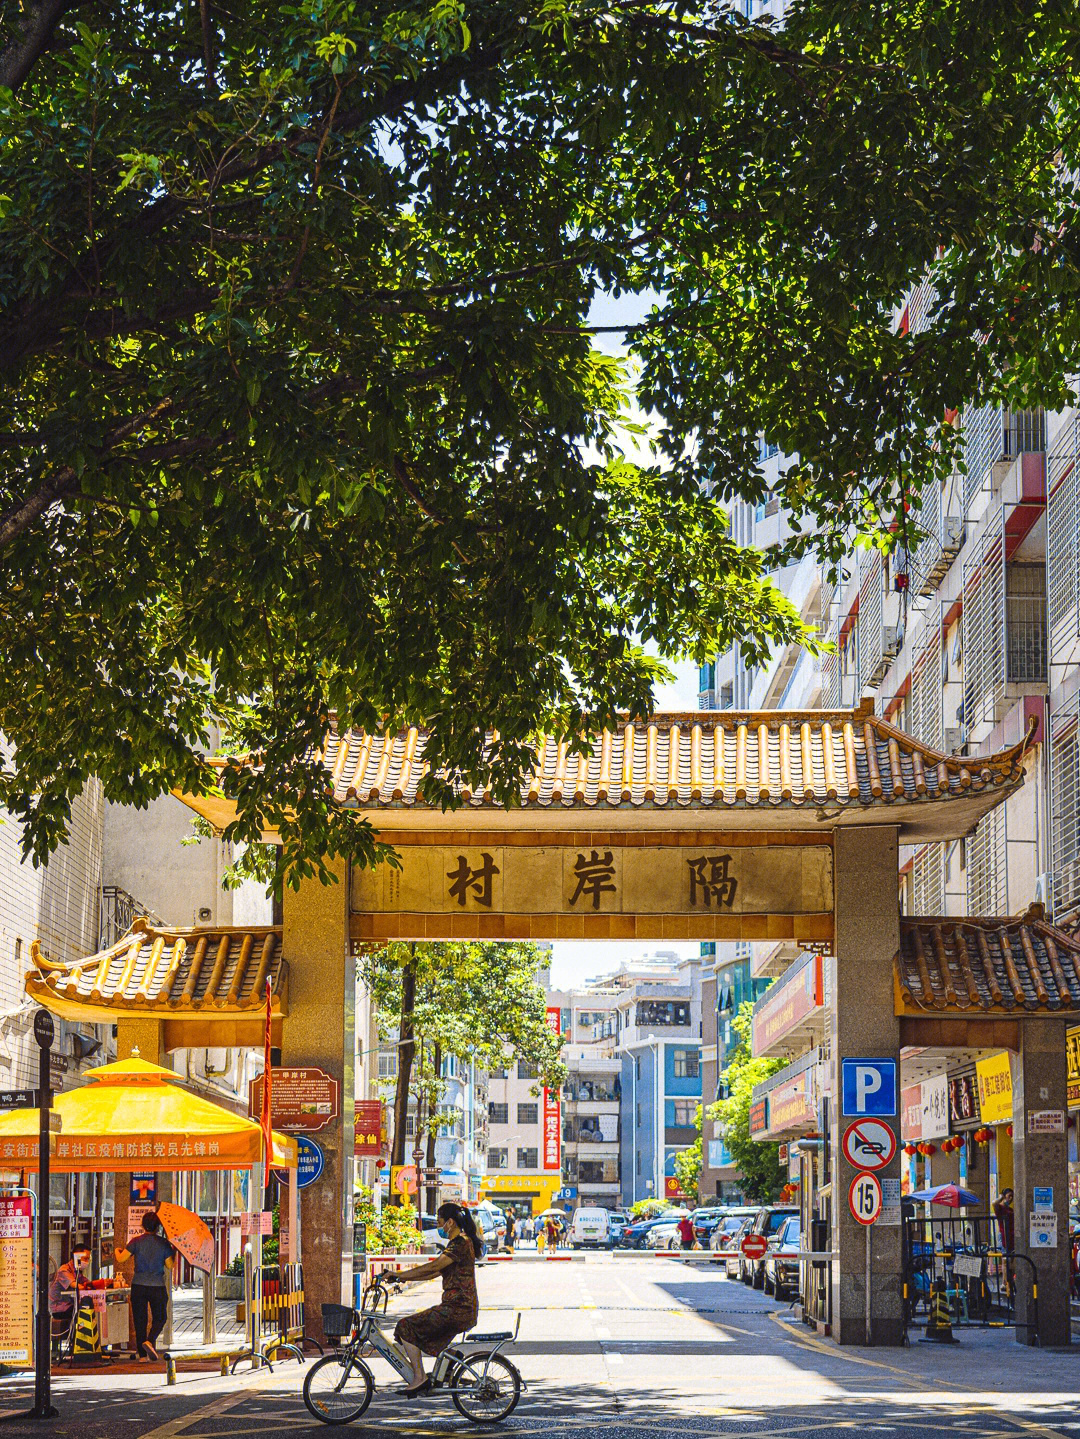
[167,1286,244,1351]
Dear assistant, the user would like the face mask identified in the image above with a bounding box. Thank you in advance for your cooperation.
[436,1226,449,1239]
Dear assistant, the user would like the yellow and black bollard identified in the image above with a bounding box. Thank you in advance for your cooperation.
[71,1302,101,1360]
[920,1280,959,1344]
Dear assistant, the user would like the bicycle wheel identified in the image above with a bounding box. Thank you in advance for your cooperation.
[450,1352,521,1424]
[302,1352,374,1424]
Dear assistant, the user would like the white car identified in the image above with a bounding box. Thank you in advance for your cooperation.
[644,1221,682,1250]
[568,1206,611,1249]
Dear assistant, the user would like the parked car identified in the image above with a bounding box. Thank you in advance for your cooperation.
[621,1211,688,1249]
[738,1205,799,1287]
[644,1220,682,1249]
[691,1206,727,1245]
[608,1213,629,1246]
[418,1214,447,1253]
[715,1212,757,1275]
[763,1215,801,1299]
[708,1207,759,1268]
[474,1202,506,1251]
[568,1206,612,1249]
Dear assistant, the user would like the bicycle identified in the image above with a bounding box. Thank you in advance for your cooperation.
[301,1272,523,1425]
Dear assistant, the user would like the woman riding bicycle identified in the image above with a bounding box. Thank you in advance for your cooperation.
[391,1202,481,1395]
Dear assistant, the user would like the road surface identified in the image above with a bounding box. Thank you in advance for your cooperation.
[1,1253,1077,1437]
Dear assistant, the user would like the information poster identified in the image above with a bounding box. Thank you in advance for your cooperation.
[0,1196,34,1366]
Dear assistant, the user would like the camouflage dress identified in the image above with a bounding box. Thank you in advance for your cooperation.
[394,1235,479,1356]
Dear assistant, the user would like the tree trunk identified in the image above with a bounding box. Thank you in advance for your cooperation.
[425,1043,441,1214]
[390,947,417,1200]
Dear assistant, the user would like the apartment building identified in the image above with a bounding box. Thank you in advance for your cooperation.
[615,956,703,1208]
[479,1056,561,1219]
[548,987,622,1210]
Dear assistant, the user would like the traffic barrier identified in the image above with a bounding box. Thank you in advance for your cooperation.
[921,1280,959,1344]
[72,1303,100,1358]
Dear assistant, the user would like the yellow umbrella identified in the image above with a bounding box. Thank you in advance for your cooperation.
[0,1055,298,1172]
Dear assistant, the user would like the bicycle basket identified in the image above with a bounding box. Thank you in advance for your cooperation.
[321,1304,356,1341]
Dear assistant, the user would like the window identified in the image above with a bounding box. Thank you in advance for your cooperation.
[635,1000,690,1027]
[404,1114,416,1137]
[636,1102,642,1128]
[517,1103,538,1125]
[489,1067,508,1080]
[635,1149,642,1175]
[378,1053,397,1079]
[634,1056,641,1080]
[487,1148,508,1170]
[672,1048,700,1079]
[516,1147,538,1170]
[488,1102,509,1125]
[670,1100,696,1127]
[517,1061,538,1080]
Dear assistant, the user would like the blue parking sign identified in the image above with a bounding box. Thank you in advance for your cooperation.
[842,1058,898,1117]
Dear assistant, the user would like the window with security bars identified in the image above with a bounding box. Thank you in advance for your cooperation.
[857,550,886,691]
[966,805,1008,916]
[1005,563,1047,684]
[1050,696,1080,925]
[912,844,946,915]
[962,405,1047,518]
[1047,413,1080,660]
[963,520,1006,727]
[907,610,944,752]
[906,278,936,335]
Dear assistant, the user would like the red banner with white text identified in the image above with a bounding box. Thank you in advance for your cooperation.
[543,1006,561,1171]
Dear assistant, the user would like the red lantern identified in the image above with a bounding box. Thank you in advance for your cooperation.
[924,1143,937,1156]
[903,1143,918,1156]
[1006,1124,1014,1138]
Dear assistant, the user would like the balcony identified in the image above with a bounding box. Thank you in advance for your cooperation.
[99,885,162,950]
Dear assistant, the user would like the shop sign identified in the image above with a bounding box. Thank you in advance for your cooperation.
[750,954,823,1054]
[249,1067,340,1133]
[1029,1213,1058,1249]
[749,1099,768,1137]
[665,1176,691,1201]
[354,1100,386,1158]
[947,1071,980,1129]
[1027,1110,1065,1135]
[764,1073,816,1137]
[920,1074,949,1140]
[975,1052,1013,1126]
[1066,1026,1080,1111]
[900,1084,923,1142]
[0,1196,33,1366]
[543,1008,561,1172]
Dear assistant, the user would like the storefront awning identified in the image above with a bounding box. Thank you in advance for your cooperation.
[0,1056,298,1172]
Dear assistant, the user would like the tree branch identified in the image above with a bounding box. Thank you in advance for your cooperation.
[0,0,79,91]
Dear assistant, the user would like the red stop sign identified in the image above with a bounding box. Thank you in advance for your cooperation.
[741,1232,769,1261]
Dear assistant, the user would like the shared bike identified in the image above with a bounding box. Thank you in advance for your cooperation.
[302,1272,523,1425]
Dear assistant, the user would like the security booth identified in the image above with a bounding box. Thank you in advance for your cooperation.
[33,700,1055,1346]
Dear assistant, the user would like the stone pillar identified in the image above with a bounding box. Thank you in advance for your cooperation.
[281,861,354,1335]
[1012,1020,1071,1347]
[829,826,904,1346]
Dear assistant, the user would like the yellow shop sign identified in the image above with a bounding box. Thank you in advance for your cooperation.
[975,1052,1013,1126]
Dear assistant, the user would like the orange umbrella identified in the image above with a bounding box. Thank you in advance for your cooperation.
[156,1202,215,1273]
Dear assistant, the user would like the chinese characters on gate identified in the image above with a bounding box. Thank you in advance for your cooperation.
[444,850,739,911]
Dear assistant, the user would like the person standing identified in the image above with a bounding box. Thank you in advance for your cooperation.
[677,1213,696,1252]
[114,1211,175,1360]
[993,1189,1015,1254]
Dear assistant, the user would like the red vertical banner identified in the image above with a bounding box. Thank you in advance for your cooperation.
[260,977,273,1165]
[543,1006,561,1172]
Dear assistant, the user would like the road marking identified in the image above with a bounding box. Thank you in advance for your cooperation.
[596,1325,612,1339]
[136,1365,290,1439]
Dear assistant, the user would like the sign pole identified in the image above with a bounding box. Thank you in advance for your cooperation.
[33,1010,56,1420]
[865,1223,871,1347]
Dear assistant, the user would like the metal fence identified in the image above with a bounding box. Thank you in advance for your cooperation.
[902,1215,1040,1340]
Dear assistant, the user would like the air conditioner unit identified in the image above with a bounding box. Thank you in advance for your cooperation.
[1033,872,1052,906]
[882,626,901,659]
[943,728,963,754]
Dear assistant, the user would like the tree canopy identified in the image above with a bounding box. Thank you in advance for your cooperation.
[711,1002,785,1203]
[4,1,1080,876]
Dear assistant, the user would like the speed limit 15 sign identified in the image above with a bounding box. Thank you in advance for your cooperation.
[848,1170,883,1226]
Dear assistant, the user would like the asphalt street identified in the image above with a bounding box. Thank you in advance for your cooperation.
[1,1254,1078,1439]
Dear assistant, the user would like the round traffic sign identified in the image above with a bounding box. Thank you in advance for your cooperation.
[841,1118,896,1172]
[295,1136,325,1189]
[33,1010,54,1049]
[848,1170,883,1226]
[741,1232,769,1260]
[393,1165,418,1196]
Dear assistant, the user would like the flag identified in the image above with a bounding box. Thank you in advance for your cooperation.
[260,975,273,1165]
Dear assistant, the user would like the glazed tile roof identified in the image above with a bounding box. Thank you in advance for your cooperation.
[25,919,288,1021]
[176,706,1032,843]
[896,908,1080,1016]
